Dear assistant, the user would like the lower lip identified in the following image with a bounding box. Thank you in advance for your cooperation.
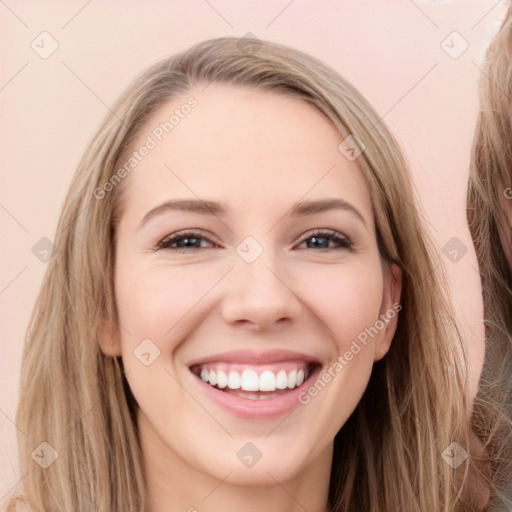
[190,367,321,420]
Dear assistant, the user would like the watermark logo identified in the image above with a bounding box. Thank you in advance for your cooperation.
[31,31,59,59]
[236,33,262,55]
[442,236,468,263]
[236,442,262,468]
[441,442,468,468]
[236,236,264,264]
[338,134,365,161]
[31,441,58,469]
[133,338,161,366]
[32,237,57,263]
[440,31,469,59]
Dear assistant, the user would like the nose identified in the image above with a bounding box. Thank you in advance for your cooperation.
[221,250,303,331]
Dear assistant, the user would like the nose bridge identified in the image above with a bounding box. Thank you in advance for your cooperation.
[221,236,302,328]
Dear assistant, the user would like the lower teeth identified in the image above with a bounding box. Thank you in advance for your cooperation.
[220,388,288,400]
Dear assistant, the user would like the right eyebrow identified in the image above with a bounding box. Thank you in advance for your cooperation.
[139,199,227,229]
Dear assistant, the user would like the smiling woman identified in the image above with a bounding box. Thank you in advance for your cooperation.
[4,37,484,512]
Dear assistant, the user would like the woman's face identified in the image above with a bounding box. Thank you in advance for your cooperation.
[100,84,401,487]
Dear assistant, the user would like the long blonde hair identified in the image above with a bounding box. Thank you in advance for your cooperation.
[5,36,475,511]
[467,4,512,509]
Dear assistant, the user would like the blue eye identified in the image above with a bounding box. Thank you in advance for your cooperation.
[156,229,352,251]
[157,231,216,251]
[297,229,352,250]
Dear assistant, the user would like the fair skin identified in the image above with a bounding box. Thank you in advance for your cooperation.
[99,84,402,512]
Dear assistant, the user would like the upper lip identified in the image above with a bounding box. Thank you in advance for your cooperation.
[186,349,321,367]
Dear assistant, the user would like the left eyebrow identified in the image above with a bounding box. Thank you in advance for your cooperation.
[289,198,367,227]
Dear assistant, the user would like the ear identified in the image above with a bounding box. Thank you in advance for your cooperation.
[374,262,402,362]
[97,316,122,357]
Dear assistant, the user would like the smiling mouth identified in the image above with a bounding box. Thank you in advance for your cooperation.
[190,362,318,400]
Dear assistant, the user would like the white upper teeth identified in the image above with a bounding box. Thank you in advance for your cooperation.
[199,367,307,391]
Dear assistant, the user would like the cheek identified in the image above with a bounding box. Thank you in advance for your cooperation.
[295,261,384,348]
[115,260,212,345]
[289,261,385,443]
[114,261,210,416]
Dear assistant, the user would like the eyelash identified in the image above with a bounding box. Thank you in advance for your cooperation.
[156,229,353,252]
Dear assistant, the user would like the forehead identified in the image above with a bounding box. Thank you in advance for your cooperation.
[119,83,373,224]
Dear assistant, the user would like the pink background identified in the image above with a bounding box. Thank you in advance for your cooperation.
[0,0,507,499]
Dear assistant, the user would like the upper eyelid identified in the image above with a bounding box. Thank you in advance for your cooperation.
[158,229,219,245]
